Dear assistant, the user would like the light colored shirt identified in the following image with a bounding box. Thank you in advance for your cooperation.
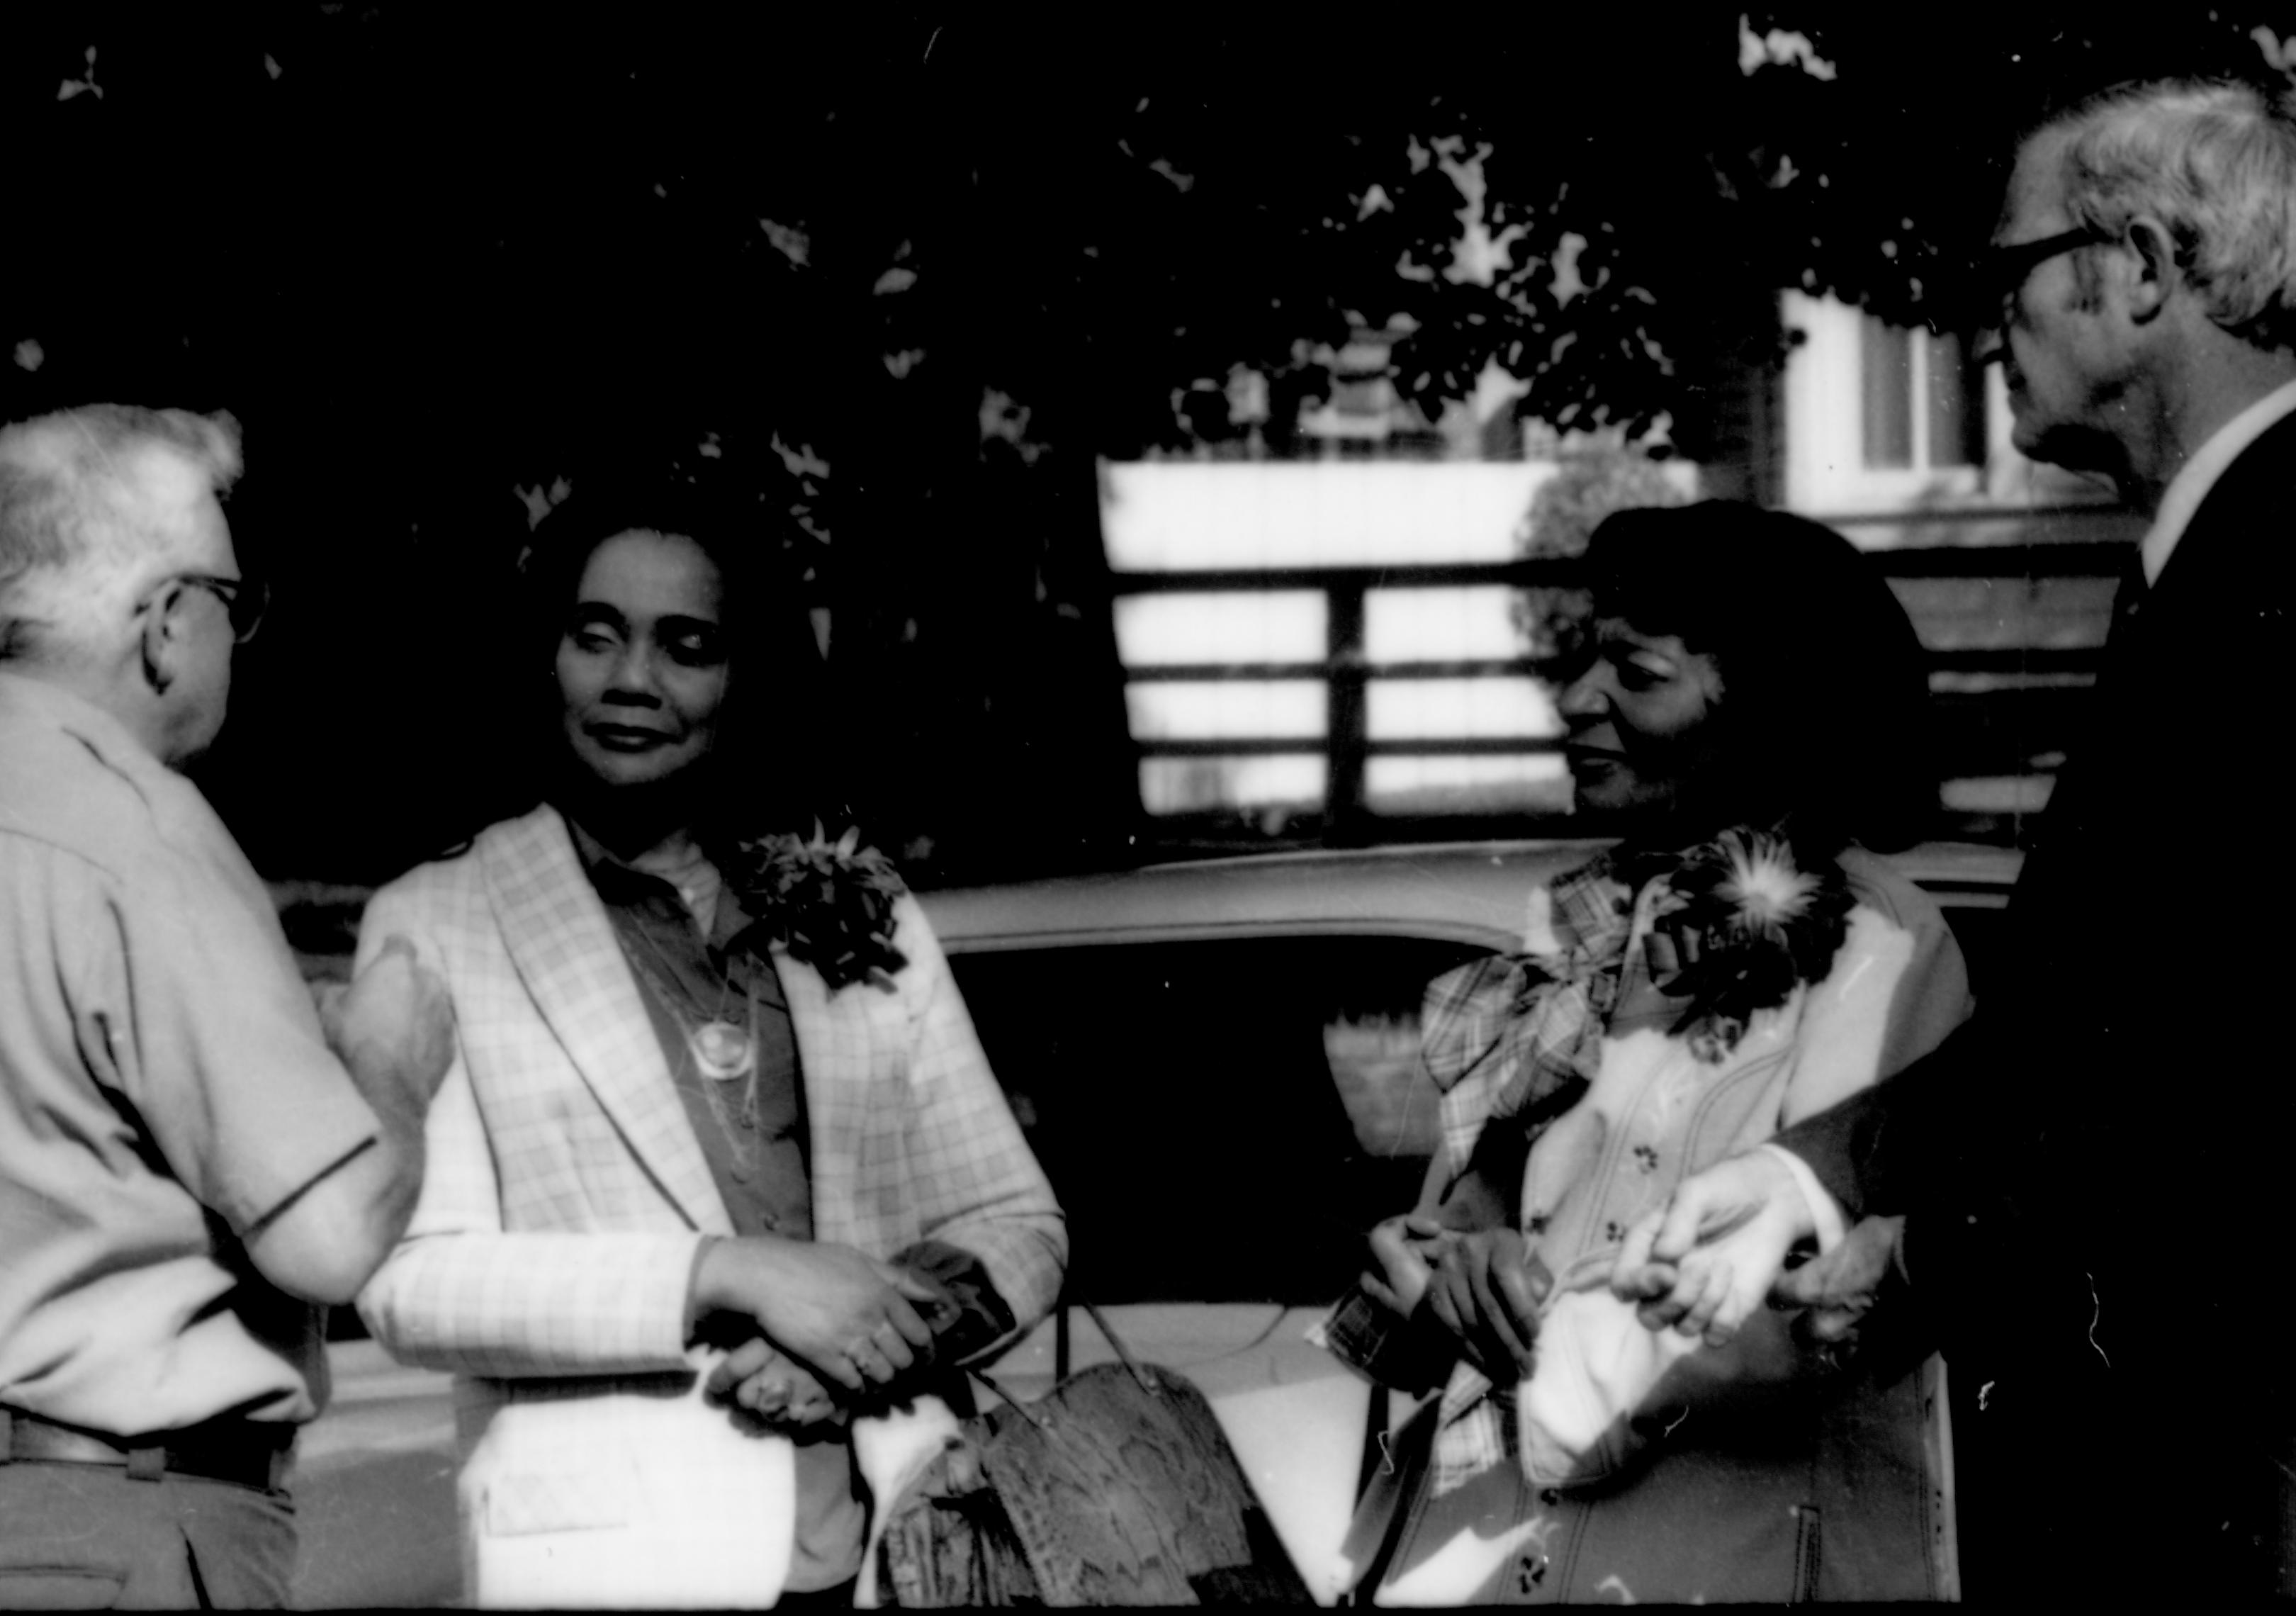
[0,673,381,1435]
[2142,376,2296,583]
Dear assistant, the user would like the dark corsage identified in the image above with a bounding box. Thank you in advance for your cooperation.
[726,824,909,992]
[1646,829,1855,1062]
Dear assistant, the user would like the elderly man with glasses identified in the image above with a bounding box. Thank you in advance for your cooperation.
[1609,79,2296,1600]
[0,405,455,1606]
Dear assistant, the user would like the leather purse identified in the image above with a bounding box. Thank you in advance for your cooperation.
[865,1302,1310,1607]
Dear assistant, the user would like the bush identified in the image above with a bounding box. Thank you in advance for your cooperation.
[1512,441,1696,663]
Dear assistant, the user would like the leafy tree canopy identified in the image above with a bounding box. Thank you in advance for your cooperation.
[9,7,2294,877]
[804,9,2296,459]
[15,9,2293,483]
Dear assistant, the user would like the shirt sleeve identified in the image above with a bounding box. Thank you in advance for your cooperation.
[887,897,1068,1336]
[1760,1142,1847,1252]
[88,837,381,1237]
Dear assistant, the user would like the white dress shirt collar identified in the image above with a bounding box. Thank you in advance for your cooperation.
[2141,376,2296,584]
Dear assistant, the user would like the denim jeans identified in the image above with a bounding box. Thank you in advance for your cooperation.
[0,1461,296,1609]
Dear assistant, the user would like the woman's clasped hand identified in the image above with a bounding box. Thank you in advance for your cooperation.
[707,1337,838,1429]
[1362,1214,1552,1384]
[693,1234,944,1404]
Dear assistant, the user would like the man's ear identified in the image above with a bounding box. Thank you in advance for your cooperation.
[137,589,179,697]
[2120,216,2177,325]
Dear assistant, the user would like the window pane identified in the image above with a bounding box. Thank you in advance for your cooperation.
[1365,753,1571,816]
[1126,681,1327,741]
[947,935,1490,1303]
[1924,331,1984,467]
[1139,754,1326,815]
[1113,591,1326,666]
[1100,462,1551,569]
[1363,585,1527,662]
[1332,375,1393,418]
[1861,318,1914,468]
[1365,676,1558,739]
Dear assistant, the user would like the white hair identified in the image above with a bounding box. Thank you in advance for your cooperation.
[2042,79,2296,351]
[0,405,242,660]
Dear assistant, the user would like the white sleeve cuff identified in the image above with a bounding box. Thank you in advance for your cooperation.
[1759,1143,1847,1253]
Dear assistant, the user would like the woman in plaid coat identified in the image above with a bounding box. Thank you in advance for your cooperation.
[1333,505,1972,1604]
[353,484,1065,1607]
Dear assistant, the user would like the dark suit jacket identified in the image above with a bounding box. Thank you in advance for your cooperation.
[1775,406,2296,1599]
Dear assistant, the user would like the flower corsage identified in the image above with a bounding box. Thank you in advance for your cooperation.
[1645,829,1855,1062]
[726,824,909,992]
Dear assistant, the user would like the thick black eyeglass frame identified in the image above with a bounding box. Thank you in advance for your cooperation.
[1980,227,2114,315]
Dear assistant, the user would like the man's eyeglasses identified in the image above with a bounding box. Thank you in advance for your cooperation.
[168,573,269,644]
[1975,227,2112,325]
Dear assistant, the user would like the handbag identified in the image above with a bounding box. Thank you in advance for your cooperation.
[867,1301,1312,1606]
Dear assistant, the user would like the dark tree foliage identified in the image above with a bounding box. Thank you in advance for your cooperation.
[5,8,2290,879]
[862,11,2291,455]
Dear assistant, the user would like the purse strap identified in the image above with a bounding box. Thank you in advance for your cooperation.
[1356,1382,1391,1503]
[967,1293,1160,1431]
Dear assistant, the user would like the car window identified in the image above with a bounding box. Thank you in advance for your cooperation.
[949,933,1496,1307]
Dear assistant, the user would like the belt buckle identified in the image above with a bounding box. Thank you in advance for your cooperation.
[0,1408,290,1491]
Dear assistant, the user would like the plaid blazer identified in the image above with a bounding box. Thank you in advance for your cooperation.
[354,805,1064,1602]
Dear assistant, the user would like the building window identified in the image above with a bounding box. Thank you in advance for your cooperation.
[1860,318,1983,471]
[1101,463,1577,829]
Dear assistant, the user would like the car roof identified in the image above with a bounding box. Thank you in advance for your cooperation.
[916,838,2024,956]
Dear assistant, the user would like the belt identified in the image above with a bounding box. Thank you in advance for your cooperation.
[0,1406,294,1491]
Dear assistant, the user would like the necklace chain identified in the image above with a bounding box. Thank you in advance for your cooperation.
[615,911,759,1087]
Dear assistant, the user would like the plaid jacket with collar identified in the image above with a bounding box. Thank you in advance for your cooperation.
[352,805,1064,1598]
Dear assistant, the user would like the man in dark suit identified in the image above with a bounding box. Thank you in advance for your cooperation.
[1613,78,2296,1600]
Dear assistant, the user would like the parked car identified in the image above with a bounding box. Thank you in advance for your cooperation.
[292,838,2020,1606]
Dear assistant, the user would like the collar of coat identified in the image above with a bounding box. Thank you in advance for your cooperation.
[473,804,905,1239]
